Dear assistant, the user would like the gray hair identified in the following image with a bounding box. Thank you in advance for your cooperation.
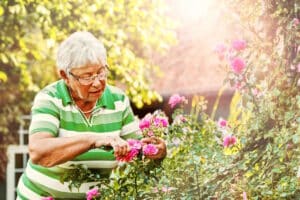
[56,31,107,72]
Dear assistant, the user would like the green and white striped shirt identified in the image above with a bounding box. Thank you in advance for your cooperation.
[17,80,140,200]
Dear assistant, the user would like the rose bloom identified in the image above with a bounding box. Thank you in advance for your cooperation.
[153,117,168,127]
[116,148,139,162]
[86,187,100,200]
[223,135,237,147]
[116,139,142,162]
[147,130,154,137]
[231,39,247,51]
[143,144,158,156]
[139,116,151,130]
[127,139,142,150]
[168,94,187,108]
[231,57,246,74]
[293,18,300,26]
[218,118,227,128]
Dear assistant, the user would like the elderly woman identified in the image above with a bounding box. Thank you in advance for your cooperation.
[16,31,166,199]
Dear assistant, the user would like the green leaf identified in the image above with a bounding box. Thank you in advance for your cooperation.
[0,71,7,82]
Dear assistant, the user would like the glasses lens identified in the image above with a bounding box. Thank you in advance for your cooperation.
[78,79,93,85]
[78,71,107,85]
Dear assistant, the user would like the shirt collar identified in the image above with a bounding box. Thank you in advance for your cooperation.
[57,80,72,106]
[96,85,115,109]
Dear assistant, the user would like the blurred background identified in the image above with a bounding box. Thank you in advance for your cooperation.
[0,0,236,199]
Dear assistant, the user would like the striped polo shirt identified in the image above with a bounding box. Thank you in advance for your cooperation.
[17,80,141,200]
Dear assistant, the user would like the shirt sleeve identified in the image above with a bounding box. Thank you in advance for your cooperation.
[29,92,60,137]
[120,95,142,140]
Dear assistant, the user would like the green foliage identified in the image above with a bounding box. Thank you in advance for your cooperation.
[0,0,176,179]
[61,157,163,199]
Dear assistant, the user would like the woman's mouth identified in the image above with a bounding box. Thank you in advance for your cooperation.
[89,90,102,95]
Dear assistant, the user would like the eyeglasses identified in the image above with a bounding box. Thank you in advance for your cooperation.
[69,68,108,85]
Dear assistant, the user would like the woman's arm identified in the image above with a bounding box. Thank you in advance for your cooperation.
[29,132,129,167]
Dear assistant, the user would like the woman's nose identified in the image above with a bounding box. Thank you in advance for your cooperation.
[92,77,104,87]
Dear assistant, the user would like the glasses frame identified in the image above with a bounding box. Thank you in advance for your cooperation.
[68,67,108,86]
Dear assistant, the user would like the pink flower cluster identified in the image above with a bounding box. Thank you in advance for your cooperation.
[232,39,247,51]
[214,39,247,74]
[223,135,237,147]
[168,94,187,109]
[86,187,100,200]
[139,114,152,130]
[116,139,142,162]
[139,112,169,137]
[154,116,169,127]
[116,139,159,162]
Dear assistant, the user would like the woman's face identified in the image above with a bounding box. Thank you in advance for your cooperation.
[65,64,107,103]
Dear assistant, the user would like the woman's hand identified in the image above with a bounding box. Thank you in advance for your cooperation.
[141,137,167,160]
[95,136,130,157]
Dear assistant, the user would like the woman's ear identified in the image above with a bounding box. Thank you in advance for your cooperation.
[59,70,69,83]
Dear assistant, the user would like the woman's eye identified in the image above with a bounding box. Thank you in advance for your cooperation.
[81,76,92,80]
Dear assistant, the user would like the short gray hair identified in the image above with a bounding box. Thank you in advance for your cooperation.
[56,31,107,72]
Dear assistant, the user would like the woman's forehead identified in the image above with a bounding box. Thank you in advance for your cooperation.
[70,64,105,74]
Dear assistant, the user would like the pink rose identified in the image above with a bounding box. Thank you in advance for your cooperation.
[293,18,300,27]
[116,148,139,162]
[168,94,187,108]
[116,139,142,162]
[127,139,142,150]
[147,131,154,137]
[218,118,227,128]
[86,187,100,200]
[231,57,246,74]
[297,63,300,73]
[143,144,158,156]
[139,116,151,130]
[223,135,237,147]
[153,117,169,127]
[232,39,247,51]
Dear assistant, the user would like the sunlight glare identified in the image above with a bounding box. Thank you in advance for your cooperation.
[176,0,214,22]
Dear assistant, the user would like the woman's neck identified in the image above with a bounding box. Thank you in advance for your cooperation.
[70,90,96,114]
